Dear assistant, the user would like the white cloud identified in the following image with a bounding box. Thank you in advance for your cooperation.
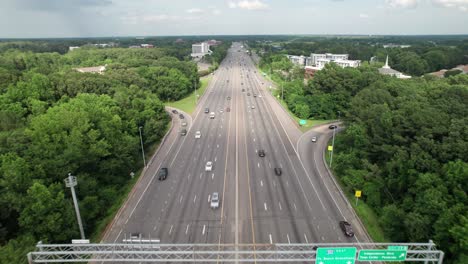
[228,0,269,10]
[432,0,468,11]
[359,13,369,18]
[385,0,418,8]
[212,9,222,15]
[186,8,203,14]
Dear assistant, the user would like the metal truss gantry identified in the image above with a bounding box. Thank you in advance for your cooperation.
[28,241,444,263]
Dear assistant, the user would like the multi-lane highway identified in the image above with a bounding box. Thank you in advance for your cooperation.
[102,42,369,246]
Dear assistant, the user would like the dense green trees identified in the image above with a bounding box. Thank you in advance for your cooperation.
[258,45,467,262]
[0,43,188,262]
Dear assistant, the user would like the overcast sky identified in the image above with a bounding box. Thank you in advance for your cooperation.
[0,0,467,38]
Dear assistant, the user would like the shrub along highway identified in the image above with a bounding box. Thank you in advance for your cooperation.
[102,42,370,246]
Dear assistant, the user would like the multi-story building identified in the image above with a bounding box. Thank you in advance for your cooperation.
[286,55,307,66]
[191,42,212,58]
[309,53,349,66]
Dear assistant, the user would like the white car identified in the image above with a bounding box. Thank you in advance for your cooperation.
[210,192,219,209]
[209,112,215,119]
[311,136,317,143]
[205,161,213,171]
[251,105,255,109]
[195,131,201,139]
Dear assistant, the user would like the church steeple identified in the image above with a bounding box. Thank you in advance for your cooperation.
[383,55,390,69]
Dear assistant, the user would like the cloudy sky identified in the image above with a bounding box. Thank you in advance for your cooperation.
[0,0,467,38]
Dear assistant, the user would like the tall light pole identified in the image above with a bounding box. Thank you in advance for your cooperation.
[194,79,197,105]
[329,126,336,168]
[139,126,146,168]
[64,173,85,239]
[281,83,284,102]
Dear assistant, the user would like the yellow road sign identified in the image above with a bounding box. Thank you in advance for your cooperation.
[328,146,333,151]
[355,190,362,198]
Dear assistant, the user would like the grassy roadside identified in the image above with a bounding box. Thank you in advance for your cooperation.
[165,77,212,114]
[259,69,332,132]
[325,140,388,242]
[90,122,170,242]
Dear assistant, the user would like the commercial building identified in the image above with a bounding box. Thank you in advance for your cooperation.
[74,65,107,74]
[288,53,360,71]
[378,56,411,79]
[309,53,349,66]
[191,42,212,58]
[286,55,307,66]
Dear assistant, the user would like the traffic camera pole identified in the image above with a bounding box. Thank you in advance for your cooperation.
[65,173,85,239]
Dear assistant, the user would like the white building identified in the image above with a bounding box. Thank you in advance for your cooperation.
[378,56,411,79]
[310,53,349,66]
[286,55,307,66]
[74,65,107,74]
[69,46,80,51]
[191,42,212,58]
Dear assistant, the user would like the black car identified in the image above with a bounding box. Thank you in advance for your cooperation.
[158,168,168,181]
[242,88,245,92]
[227,97,231,100]
[339,221,354,237]
[205,108,210,113]
[274,168,282,176]
[329,124,337,129]
[172,109,178,114]
[258,149,265,157]
[179,114,185,119]
[247,93,251,96]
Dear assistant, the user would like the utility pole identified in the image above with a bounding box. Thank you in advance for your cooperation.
[281,83,284,102]
[329,126,336,168]
[139,126,146,167]
[64,173,85,239]
[194,79,197,105]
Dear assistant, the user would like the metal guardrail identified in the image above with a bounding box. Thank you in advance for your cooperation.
[28,242,444,263]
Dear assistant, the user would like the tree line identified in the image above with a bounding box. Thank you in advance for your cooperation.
[255,49,467,263]
[0,44,199,262]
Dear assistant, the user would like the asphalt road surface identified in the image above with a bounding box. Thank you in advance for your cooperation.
[102,42,369,247]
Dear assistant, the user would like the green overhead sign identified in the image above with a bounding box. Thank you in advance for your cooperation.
[358,247,407,262]
[316,247,357,264]
[299,119,307,125]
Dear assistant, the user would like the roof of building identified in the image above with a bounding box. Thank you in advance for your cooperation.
[454,64,468,73]
[74,65,106,73]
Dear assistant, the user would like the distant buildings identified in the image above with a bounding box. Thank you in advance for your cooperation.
[286,55,307,66]
[129,44,154,48]
[74,65,107,74]
[378,56,411,79]
[190,40,222,58]
[69,46,80,51]
[287,53,361,80]
[383,44,411,49]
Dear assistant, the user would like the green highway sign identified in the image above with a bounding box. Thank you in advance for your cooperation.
[299,119,307,125]
[358,249,407,261]
[316,247,357,264]
[388,245,408,251]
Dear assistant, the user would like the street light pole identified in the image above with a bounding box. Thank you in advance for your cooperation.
[194,79,197,105]
[329,126,336,168]
[64,173,85,239]
[281,83,284,102]
[139,126,146,168]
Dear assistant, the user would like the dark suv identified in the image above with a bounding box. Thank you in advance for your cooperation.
[329,124,337,129]
[158,168,168,181]
[179,114,185,119]
[274,168,282,176]
[339,221,354,237]
[205,108,210,113]
[258,149,265,157]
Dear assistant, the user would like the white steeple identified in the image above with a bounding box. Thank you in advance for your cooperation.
[383,55,390,69]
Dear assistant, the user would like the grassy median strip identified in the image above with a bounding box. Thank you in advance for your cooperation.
[166,76,211,114]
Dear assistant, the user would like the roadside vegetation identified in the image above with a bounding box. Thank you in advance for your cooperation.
[166,76,211,114]
[0,42,200,262]
[253,37,468,264]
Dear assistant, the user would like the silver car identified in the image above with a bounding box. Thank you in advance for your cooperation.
[210,192,219,209]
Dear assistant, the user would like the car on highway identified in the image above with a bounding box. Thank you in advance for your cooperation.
[227,96,231,100]
[195,131,201,139]
[181,121,187,127]
[242,88,245,92]
[158,168,168,181]
[241,82,243,85]
[130,233,141,239]
[172,110,178,114]
[205,161,213,171]
[251,105,255,109]
[247,93,251,96]
[339,221,354,237]
[205,108,210,113]
[258,149,265,157]
[329,125,337,129]
[210,192,219,209]
[210,112,215,119]
[274,168,282,176]
[311,136,317,142]
[180,129,187,136]
[253,94,257,97]
[226,107,230,112]
[179,114,184,119]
